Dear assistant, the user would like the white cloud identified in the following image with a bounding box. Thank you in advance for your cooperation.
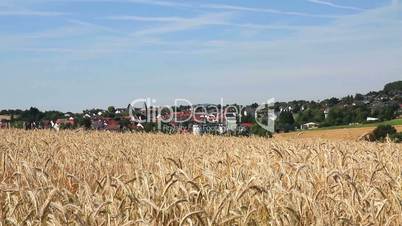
[65,0,189,8]
[67,19,120,33]
[128,13,233,36]
[307,0,363,11]
[2,0,401,75]
[202,3,340,18]
[123,0,188,7]
[105,15,185,22]
[0,10,67,16]
[106,14,308,31]
[18,19,118,39]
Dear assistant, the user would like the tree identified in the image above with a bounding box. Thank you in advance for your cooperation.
[42,111,64,121]
[251,103,259,108]
[372,102,399,121]
[372,125,397,141]
[77,117,92,129]
[383,81,402,94]
[355,93,365,101]
[390,132,402,143]
[341,95,354,105]
[296,108,324,125]
[327,97,340,107]
[143,122,157,132]
[103,106,115,118]
[354,105,370,123]
[119,118,131,130]
[323,105,370,127]
[276,111,295,132]
[107,106,116,113]
[251,124,272,137]
[19,107,44,123]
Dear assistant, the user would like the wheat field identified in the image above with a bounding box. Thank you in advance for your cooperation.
[276,125,402,141]
[0,129,402,225]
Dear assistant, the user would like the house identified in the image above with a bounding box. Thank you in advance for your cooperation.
[56,117,75,126]
[0,115,11,122]
[240,122,253,128]
[165,111,192,122]
[91,117,120,130]
[225,113,237,132]
[367,117,379,122]
[92,119,105,130]
[0,116,11,129]
[192,113,208,123]
[301,122,319,130]
[0,121,7,128]
[324,108,330,119]
[192,124,201,135]
[242,106,257,118]
[41,120,52,129]
[105,118,120,130]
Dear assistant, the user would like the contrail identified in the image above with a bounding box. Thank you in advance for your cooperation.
[307,0,363,11]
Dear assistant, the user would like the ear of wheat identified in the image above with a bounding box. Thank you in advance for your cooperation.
[0,129,401,225]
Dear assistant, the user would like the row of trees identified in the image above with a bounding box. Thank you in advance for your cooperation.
[274,102,400,132]
[273,81,402,132]
[2,107,95,129]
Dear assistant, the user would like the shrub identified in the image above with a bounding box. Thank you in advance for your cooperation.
[251,124,273,138]
[60,123,76,130]
[372,125,397,141]
[77,117,92,129]
[390,132,402,143]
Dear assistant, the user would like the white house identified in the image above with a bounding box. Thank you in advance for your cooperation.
[367,117,379,122]
[301,122,319,130]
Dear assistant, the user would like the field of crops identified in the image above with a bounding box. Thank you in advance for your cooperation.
[276,125,402,141]
[1,129,402,225]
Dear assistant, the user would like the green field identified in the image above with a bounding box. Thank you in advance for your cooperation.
[315,118,402,131]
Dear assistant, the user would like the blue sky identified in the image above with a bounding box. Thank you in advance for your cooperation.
[1,0,401,112]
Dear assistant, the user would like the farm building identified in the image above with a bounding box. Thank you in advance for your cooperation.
[301,122,319,130]
[367,117,379,122]
[0,115,11,122]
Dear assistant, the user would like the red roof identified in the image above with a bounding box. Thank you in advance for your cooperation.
[162,112,192,122]
[105,119,120,130]
[241,122,254,128]
[56,118,75,125]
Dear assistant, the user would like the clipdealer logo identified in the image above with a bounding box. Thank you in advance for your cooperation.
[128,98,275,132]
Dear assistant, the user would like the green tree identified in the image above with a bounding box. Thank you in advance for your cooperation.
[42,111,64,121]
[77,117,92,129]
[372,125,397,141]
[354,106,370,123]
[383,81,402,94]
[323,105,370,127]
[20,107,44,122]
[372,103,399,121]
[296,108,324,125]
[325,107,345,126]
[390,132,402,143]
[327,97,340,107]
[119,118,131,130]
[108,106,116,113]
[354,93,365,101]
[104,106,117,118]
[276,111,295,132]
[251,124,272,137]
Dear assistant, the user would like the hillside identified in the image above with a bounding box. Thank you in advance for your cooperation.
[276,125,402,141]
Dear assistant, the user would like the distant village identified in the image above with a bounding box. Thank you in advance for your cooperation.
[1,81,401,136]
